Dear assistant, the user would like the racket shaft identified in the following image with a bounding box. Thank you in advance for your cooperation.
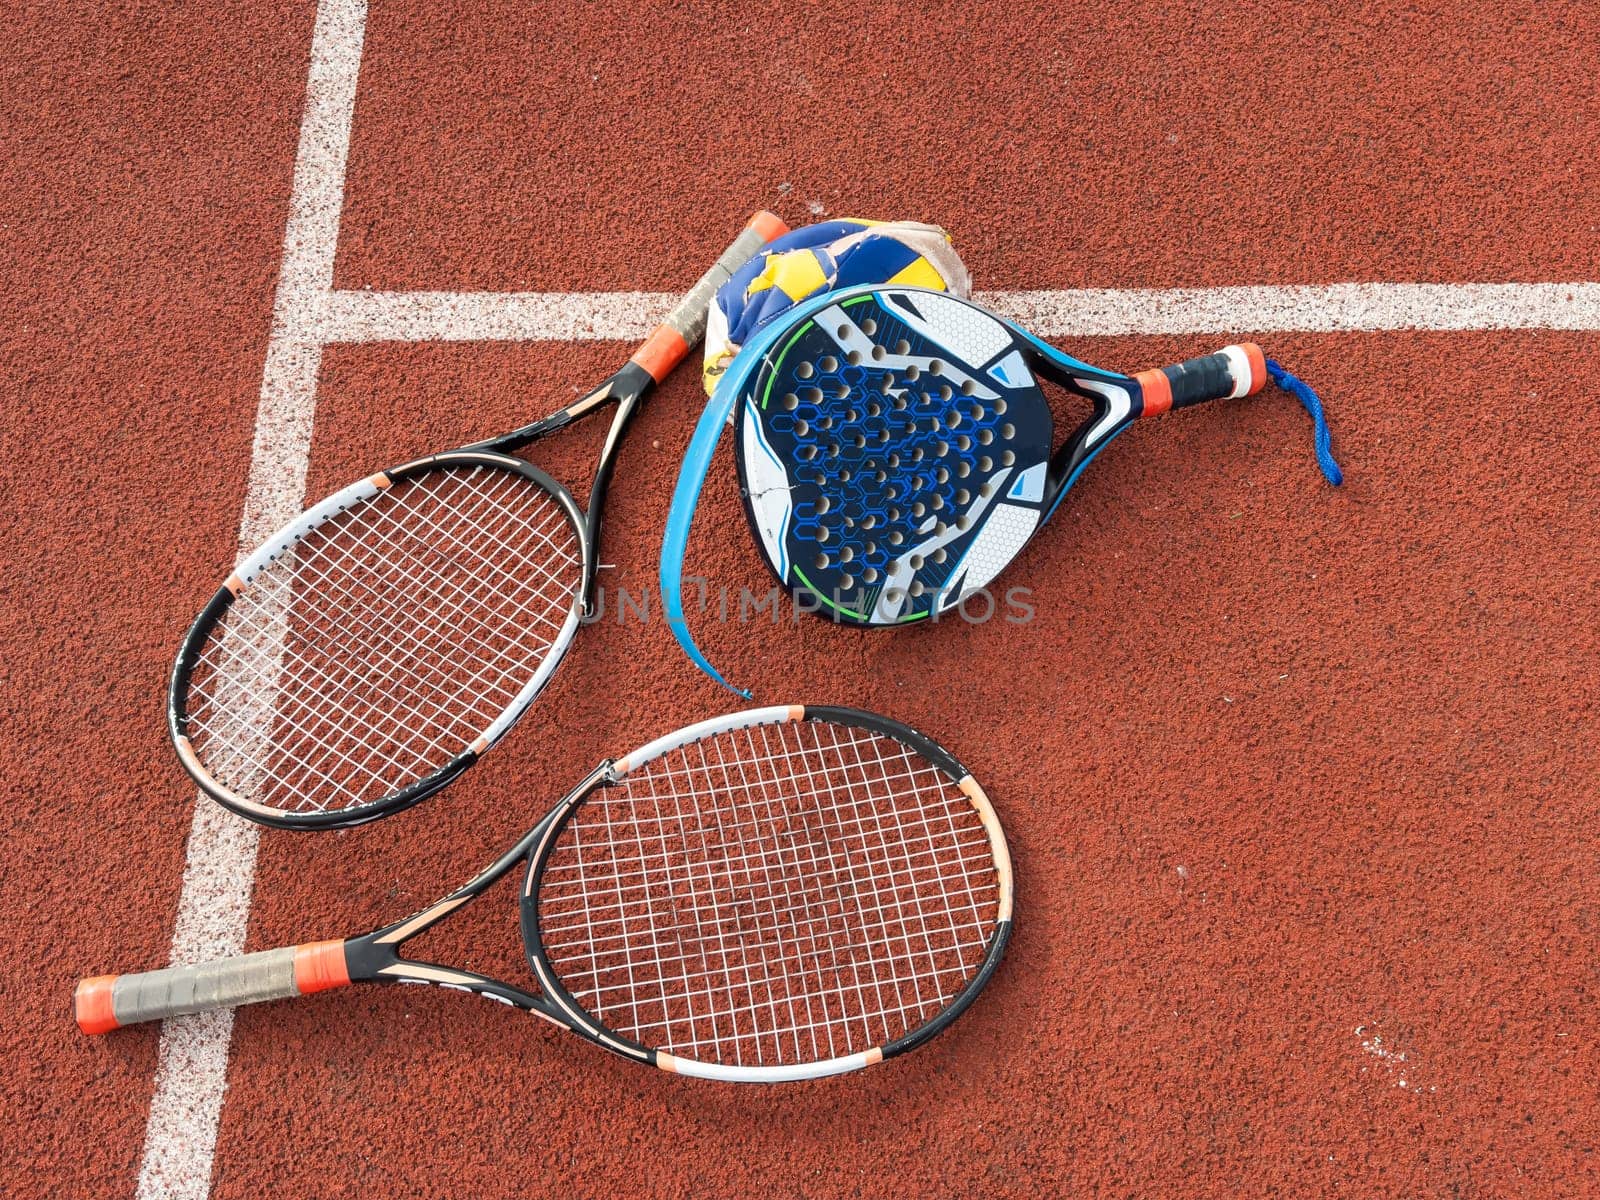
[1136,343,1266,416]
[75,940,349,1033]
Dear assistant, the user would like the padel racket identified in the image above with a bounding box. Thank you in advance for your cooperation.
[661,284,1338,692]
[171,212,789,829]
[78,705,1013,1084]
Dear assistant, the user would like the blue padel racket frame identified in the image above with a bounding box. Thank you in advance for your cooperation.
[662,285,1285,695]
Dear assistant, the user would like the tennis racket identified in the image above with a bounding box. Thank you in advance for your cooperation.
[170,212,789,829]
[659,284,1340,691]
[77,705,1013,1084]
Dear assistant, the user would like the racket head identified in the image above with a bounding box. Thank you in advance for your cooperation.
[170,452,587,829]
[734,287,1055,627]
[520,704,1013,1082]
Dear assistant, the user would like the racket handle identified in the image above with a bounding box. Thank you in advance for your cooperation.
[631,211,789,382]
[1136,343,1267,416]
[75,941,349,1034]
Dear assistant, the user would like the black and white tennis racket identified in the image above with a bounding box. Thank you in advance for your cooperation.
[170,212,789,829]
[79,705,1013,1083]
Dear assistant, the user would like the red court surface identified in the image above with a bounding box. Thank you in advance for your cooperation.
[5,2,1599,1197]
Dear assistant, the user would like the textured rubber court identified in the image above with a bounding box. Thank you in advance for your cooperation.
[6,1,1599,1196]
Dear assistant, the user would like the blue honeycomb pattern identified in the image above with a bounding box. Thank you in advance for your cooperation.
[736,291,1054,624]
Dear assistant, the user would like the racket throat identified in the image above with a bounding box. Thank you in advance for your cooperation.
[578,366,651,614]
[1041,375,1143,515]
[339,933,400,984]
[467,374,621,455]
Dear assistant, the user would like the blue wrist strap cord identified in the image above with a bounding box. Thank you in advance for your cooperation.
[659,378,755,697]
[1266,359,1344,487]
[659,289,848,697]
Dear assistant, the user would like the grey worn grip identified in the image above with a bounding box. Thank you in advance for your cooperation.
[80,946,301,1031]
[660,213,787,343]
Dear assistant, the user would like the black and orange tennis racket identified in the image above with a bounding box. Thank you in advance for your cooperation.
[170,213,788,829]
[79,706,1013,1083]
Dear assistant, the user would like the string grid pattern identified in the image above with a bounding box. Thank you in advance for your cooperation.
[185,465,582,814]
[537,719,1001,1068]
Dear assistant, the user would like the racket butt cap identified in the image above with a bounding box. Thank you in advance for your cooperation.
[1235,343,1268,395]
[746,211,790,241]
[75,976,121,1035]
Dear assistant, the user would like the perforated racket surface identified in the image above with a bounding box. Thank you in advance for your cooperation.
[733,286,1267,626]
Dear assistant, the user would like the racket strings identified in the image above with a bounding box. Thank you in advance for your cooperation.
[537,765,995,949]
[537,719,1001,1068]
[228,469,580,801]
[584,726,989,1062]
[538,813,993,965]
[211,472,576,728]
[192,472,569,800]
[537,788,993,902]
[185,466,583,814]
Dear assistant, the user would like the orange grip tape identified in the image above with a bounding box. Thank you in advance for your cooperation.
[293,940,351,995]
[1135,368,1173,417]
[630,325,692,384]
[75,976,120,1035]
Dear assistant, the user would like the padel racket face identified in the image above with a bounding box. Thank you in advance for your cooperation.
[79,705,1014,1084]
[736,288,1055,626]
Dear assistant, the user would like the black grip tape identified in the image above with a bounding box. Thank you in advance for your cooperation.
[1164,353,1238,409]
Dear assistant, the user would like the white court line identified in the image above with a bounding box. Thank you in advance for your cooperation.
[133,1,366,1197]
[315,280,1600,343]
[134,0,1600,1197]
[984,282,1600,335]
